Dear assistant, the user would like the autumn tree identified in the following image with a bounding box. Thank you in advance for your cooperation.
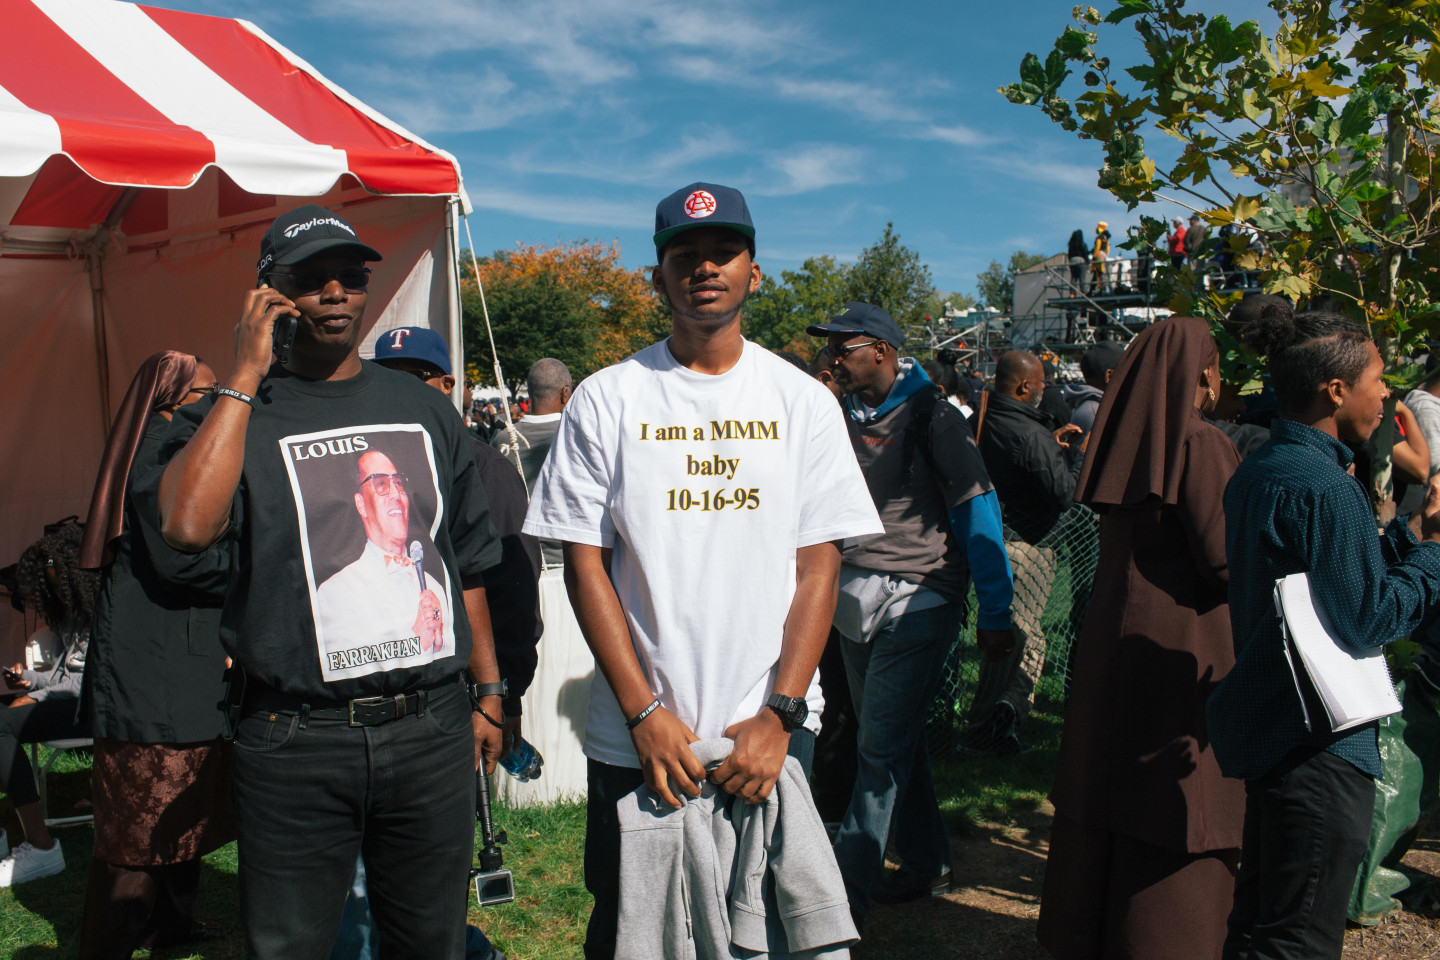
[1001,0,1440,506]
[461,240,666,390]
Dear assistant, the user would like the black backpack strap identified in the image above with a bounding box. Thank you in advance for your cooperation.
[901,384,944,486]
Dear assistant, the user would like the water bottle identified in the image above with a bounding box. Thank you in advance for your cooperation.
[501,736,544,782]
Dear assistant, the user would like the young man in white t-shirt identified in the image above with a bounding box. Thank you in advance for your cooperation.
[523,182,882,959]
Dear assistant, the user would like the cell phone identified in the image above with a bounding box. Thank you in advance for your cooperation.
[272,314,298,365]
[3,668,21,684]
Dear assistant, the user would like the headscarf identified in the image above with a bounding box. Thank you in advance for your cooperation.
[1075,317,1217,508]
[79,351,199,568]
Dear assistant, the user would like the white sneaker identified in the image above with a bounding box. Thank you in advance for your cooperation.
[0,839,64,887]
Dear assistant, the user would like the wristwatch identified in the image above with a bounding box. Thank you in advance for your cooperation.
[466,679,508,709]
[765,694,808,732]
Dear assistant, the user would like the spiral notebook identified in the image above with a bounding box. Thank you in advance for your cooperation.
[1274,572,1402,732]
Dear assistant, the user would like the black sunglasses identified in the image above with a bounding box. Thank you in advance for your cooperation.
[833,339,881,361]
[269,265,371,293]
[399,367,445,382]
[186,385,217,396]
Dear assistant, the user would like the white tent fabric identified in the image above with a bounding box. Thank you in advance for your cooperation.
[495,570,594,806]
[0,0,469,662]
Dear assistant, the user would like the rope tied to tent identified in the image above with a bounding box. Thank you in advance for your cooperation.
[460,215,548,575]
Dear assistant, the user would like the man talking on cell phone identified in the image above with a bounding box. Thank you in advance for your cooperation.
[146,205,506,959]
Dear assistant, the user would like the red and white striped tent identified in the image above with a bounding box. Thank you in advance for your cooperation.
[0,0,474,638]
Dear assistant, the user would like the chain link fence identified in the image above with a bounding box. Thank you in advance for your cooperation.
[926,504,1101,755]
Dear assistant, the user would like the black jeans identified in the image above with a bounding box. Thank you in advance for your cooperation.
[0,695,87,806]
[582,730,815,960]
[231,681,475,960]
[1222,746,1375,960]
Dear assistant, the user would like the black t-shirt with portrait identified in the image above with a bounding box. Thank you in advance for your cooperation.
[146,361,501,702]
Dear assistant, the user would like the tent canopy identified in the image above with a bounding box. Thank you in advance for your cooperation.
[0,0,475,653]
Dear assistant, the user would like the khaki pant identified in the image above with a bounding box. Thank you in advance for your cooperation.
[971,540,1056,723]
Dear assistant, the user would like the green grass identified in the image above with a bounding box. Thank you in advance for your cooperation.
[0,710,1060,960]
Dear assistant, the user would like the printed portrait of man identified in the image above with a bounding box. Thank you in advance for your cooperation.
[313,448,450,664]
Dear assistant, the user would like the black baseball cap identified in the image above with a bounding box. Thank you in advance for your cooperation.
[653,182,755,259]
[807,302,906,349]
[256,204,382,282]
[1080,341,1125,379]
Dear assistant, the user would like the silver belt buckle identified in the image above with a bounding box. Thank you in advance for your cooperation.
[348,695,386,727]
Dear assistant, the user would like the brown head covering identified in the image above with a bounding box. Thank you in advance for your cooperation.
[80,351,199,568]
[1075,317,1217,508]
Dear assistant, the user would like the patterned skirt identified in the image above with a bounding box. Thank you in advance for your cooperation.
[92,738,236,866]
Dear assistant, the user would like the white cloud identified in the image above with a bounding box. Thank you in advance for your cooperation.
[505,132,741,187]
[755,145,867,195]
[922,124,1000,148]
[353,64,553,134]
[467,187,651,230]
[991,155,1101,190]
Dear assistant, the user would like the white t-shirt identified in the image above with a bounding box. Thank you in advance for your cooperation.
[523,338,883,768]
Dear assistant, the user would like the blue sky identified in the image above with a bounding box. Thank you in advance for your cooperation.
[161,0,1276,298]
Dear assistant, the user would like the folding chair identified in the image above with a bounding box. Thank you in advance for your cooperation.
[28,739,94,827]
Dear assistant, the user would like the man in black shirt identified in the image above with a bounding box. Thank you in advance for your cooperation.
[373,325,542,744]
[965,350,1082,754]
[151,206,506,959]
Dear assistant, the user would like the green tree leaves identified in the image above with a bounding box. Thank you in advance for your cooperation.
[844,223,938,328]
[976,251,1049,312]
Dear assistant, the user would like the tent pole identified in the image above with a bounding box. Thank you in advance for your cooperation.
[445,200,465,412]
[86,188,141,437]
[86,251,112,437]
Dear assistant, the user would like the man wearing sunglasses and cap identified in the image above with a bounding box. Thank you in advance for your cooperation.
[524,183,880,958]
[148,205,506,958]
[811,304,1014,924]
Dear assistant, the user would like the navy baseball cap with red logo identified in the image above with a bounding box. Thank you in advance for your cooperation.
[256,204,382,282]
[372,326,452,376]
[653,182,755,259]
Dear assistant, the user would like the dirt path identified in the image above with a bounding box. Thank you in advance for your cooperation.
[855,802,1440,959]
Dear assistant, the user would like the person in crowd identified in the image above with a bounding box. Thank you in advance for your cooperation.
[808,346,843,402]
[1406,357,1440,478]
[1090,221,1111,295]
[523,182,881,960]
[1168,217,1188,269]
[1068,341,1126,442]
[1067,229,1089,295]
[74,351,233,957]
[775,350,809,373]
[811,302,1014,923]
[1,522,96,887]
[492,357,573,569]
[1184,213,1209,267]
[803,345,856,828]
[963,351,1082,754]
[330,325,542,960]
[1038,317,1244,960]
[150,204,506,958]
[950,378,975,418]
[1207,306,1440,960]
[1039,359,1073,432]
[966,364,986,403]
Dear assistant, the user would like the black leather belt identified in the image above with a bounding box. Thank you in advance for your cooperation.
[247,676,459,727]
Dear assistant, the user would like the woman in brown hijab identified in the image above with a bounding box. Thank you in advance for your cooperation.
[77,351,234,958]
[1037,317,1245,960]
